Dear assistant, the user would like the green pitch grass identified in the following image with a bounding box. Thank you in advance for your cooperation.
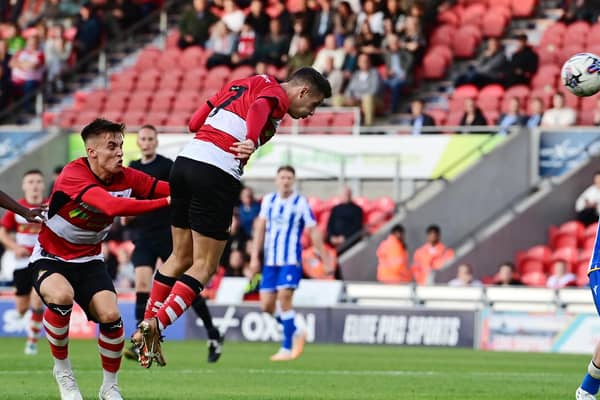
[0,338,590,399]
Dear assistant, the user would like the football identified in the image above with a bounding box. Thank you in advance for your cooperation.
[561,52,600,97]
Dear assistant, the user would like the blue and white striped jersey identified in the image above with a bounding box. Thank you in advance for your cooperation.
[259,192,316,266]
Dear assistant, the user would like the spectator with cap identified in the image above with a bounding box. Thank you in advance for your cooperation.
[541,92,576,127]
[376,224,411,284]
[504,34,539,87]
[411,225,455,285]
[327,186,364,253]
[409,99,436,135]
[448,263,482,287]
[177,0,218,49]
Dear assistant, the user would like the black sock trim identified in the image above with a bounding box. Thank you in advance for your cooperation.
[48,303,72,316]
[592,361,600,370]
[99,318,123,332]
[179,274,204,294]
[155,271,176,286]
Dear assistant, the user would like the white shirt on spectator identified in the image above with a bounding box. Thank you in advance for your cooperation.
[11,49,44,83]
[448,278,482,287]
[312,48,345,73]
[546,273,576,289]
[356,11,385,35]
[222,10,245,33]
[575,184,600,214]
[541,107,576,127]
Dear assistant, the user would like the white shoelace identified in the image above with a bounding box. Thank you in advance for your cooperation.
[55,370,79,392]
[101,383,122,400]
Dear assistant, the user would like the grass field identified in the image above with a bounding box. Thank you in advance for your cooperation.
[0,337,591,399]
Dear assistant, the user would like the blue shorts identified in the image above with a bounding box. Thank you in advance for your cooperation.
[260,265,302,292]
[588,222,600,314]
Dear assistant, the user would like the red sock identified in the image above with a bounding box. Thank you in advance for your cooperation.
[29,308,44,344]
[144,272,176,319]
[98,319,125,373]
[43,305,71,360]
[155,279,200,331]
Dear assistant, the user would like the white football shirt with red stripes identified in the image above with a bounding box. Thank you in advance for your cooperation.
[1,199,44,269]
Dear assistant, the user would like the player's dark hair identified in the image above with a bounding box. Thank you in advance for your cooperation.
[139,124,158,134]
[81,118,125,142]
[23,169,43,177]
[426,225,440,235]
[287,67,332,99]
[277,165,296,175]
[391,224,404,234]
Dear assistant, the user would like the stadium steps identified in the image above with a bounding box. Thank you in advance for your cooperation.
[434,148,600,285]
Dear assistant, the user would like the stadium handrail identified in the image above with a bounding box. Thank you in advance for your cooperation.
[0,1,181,125]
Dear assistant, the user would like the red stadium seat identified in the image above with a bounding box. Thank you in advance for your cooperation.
[478,84,505,99]
[430,25,457,46]
[504,85,530,101]
[331,113,356,134]
[517,245,552,274]
[143,112,170,127]
[428,109,448,126]
[422,53,448,80]
[353,196,372,216]
[165,112,191,127]
[180,46,205,69]
[136,48,161,70]
[521,271,547,287]
[429,45,453,66]
[482,110,499,125]
[373,196,395,216]
[452,29,479,58]
[536,45,559,66]
[550,247,579,271]
[101,111,123,123]
[303,113,333,132]
[578,110,595,126]
[157,48,182,71]
[149,93,174,113]
[558,45,585,65]
[481,13,507,38]
[122,111,146,127]
[207,66,232,82]
[446,111,464,126]
[103,97,128,113]
[126,94,151,112]
[454,84,479,99]
[73,111,102,127]
[461,3,487,27]
[230,65,255,81]
[437,9,460,26]
[519,260,545,274]
[165,30,180,49]
[366,210,388,234]
[477,96,500,112]
[531,72,557,89]
[512,0,536,17]
[585,223,599,239]
[550,220,585,246]
[580,96,599,111]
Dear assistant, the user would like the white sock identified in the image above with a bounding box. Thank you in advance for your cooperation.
[54,358,71,371]
[103,370,118,386]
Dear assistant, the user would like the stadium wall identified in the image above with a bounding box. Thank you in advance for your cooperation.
[0,129,68,197]
[340,129,534,281]
[435,146,600,282]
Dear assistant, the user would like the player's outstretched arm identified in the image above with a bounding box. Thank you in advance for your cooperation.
[81,186,169,217]
[0,190,45,222]
[150,180,170,198]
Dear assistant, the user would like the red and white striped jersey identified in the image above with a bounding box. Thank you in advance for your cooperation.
[32,158,158,263]
[1,198,44,269]
[180,74,289,180]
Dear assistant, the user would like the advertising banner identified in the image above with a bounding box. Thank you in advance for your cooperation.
[479,310,600,354]
[185,305,476,348]
[539,130,600,177]
[68,134,504,180]
[0,131,46,169]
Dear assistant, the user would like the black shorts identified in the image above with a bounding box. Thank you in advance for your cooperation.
[170,157,241,241]
[30,258,116,322]
[13,267,34,296]
[131,233,173,268]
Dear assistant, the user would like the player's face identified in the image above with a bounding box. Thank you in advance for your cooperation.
[288,87,324,119]
[89,132,124,175]
[137,128,158,157]
[22,173,45,201]
[276,170,295,194]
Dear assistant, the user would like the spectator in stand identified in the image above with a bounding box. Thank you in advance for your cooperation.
[321,56,344,100]
[0,39,9,109]
[411,225,455,285]
[288,17,307,58]
[10,34,44,112]
[376,224,411,284]
[383,0,406,33]
[562,0,600,23]
[177,0,218,49]
[504,34,539,88]
[73,3,102,58]
[286,35,314,75]
[594,97,600,126]
[255,19,289,67]
[44,24,71,92]
[333,1,356,45]
[238,187,260,237]
[448,263,482,287]
[272,0,294,35]
[312,33,344,73]
[226,249,248,277]
[356,20,382,57]
[5,23,25,56]
[231,23,256,66]
[383,33,409,114]
[525,97,544,128]
[575,171,600,225]
[245,0,270,37]
[311,0,335,47]
[16,0,45,29]
[459,97,487,128]
[547,260,576,289]
[409,99,436,135]
[493,262,522,286]
[541,92,576,127]
[340,35,359,82]
[205,21,236,68]
[356,0,385,36]
[336,53,382,126]
[497,97,526,135]
[397,16,425,71]
[327,187,364,253]
[221,0,245,33]
[220,212,249,272]
[455,38,507,88]
[104,0,142,39]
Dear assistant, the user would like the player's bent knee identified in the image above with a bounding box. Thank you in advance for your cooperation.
[45,291,74,305]
[95,309,121,324]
